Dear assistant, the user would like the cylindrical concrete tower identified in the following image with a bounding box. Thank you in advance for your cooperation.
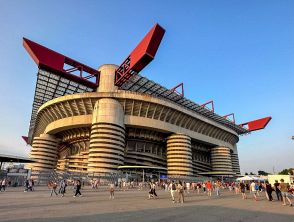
[88,64,125,175]
[166,134,193,177]
[28,134,59,172]
[210,146,233,174]
[88,99,125,174]
[231,145,241,175]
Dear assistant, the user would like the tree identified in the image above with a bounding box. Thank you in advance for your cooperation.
[279,168,294,175]
[249,172,254,175]
[245,172,248,175]
[258,170,269,176]
[279,169,288,175]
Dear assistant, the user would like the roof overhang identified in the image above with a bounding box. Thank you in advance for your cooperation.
[0,154,34,163]
[118,165,167,170]
[198,171,236,176]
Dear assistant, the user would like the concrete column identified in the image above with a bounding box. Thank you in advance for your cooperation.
[166,134,193,177]
[210,146,233,173]
[88,98,125,175]
[231,145,241,175]
[97,64,119,92]
[28,134,58,172]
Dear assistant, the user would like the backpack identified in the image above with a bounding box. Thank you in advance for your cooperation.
[172,183,176,190]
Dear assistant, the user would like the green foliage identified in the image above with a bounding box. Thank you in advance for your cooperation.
[278,168,294,175]
[258,170,269,176]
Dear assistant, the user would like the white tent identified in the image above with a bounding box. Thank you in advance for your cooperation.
[236,176,262,181]
[250,176,264,181]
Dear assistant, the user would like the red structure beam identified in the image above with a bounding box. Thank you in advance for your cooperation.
[115,23,165,87]
[223,113,235,123]
[201,100,214,112]
[170,82,184,97]
[23,38,100,89]
[240,117,272,132]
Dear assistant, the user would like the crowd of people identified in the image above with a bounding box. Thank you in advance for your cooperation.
[144,179,294,207]
[47,179,81,197]
[236,179,293,206]
[1,175,294,208]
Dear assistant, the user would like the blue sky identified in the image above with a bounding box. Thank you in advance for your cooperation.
[0,0,293,173]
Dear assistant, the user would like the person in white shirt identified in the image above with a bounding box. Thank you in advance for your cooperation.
[109,183,115,199]
[1,179,6,192]
[169,181,177,203]
[250,181,258,201]
[186,182,190,194]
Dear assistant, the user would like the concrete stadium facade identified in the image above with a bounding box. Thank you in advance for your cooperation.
[28,64,241,178]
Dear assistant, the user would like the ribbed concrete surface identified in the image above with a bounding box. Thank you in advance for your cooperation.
[167,134,193,177]
[88,98,125,174]
[28,134,58,171]
[210,146,233,173]
[231,153,241,175]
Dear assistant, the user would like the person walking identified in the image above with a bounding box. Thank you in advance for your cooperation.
[31,180,35,191]
[196,183,201,194]
[1,179,6,192]
[148,182,157,199]
[109,182,115,199]
[48,181,58,197]
[206,181,212,197]
[274,180,282,201]
[186,182,190,194]
[250,181,258,201]
[240,182,247,199]
[73,180,82,197]
[203,182,207,193]
[215,180,221,196]
[28,180,33,191]
[279,179,292,206]
[59,180,67,197]
[151,182,158,198]
[169,181,177,203]
[177,181,184,203]
[265,182,273,201]
[24,179,29,192]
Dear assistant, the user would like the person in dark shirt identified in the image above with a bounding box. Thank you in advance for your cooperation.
[265,182,273,201]
[274,180,282,201]
[73,180,82,197]
[240,182,247,199]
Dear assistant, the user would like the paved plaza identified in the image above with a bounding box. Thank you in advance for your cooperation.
[0,187,293,222]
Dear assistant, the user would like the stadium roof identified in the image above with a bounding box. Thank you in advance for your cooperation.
[120,74,249,135]
[0,154,34,163]
[27,69,95,143]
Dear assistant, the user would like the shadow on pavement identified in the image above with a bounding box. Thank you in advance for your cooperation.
[5,204,294,222]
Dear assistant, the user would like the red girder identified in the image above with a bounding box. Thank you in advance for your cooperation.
[240,117,272,132]
[223,113,235,123]
[23,38,100,89]
[115,24,165,87]
[170,82,184,97]
[201,100,214,112]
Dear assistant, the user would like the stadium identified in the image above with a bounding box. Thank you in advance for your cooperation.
[23,24,271,180]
